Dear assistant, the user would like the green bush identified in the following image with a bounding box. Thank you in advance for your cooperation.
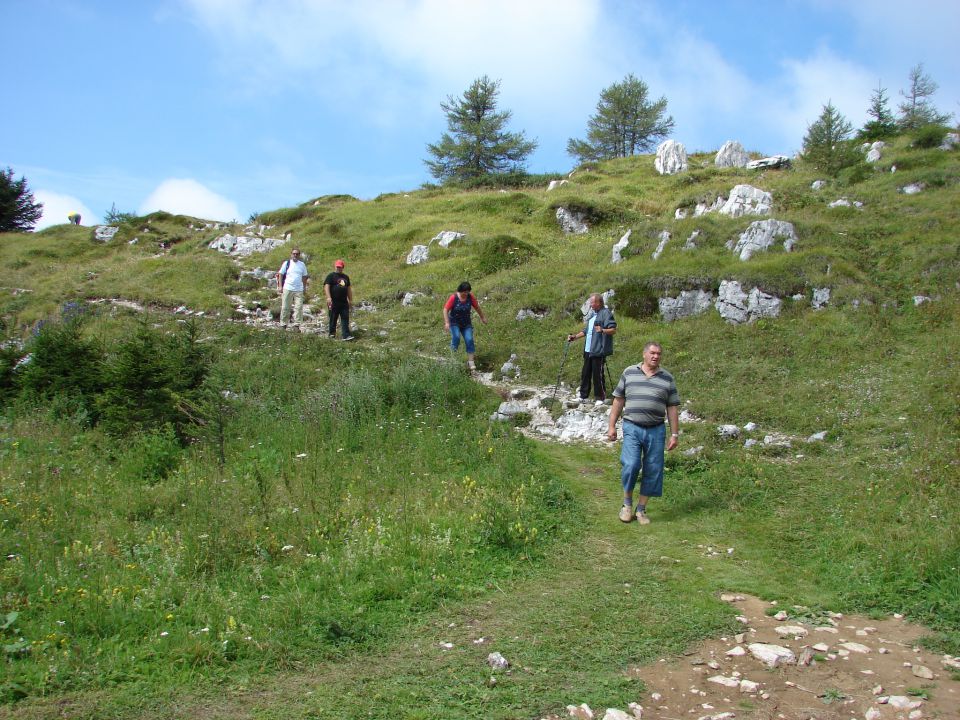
[16,313,104,419]
[912,124,950,149]
[120,424,183,483]
[472,234,539,276]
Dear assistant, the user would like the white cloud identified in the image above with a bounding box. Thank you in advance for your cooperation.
[34,191,96,231]
[138,179,240,221]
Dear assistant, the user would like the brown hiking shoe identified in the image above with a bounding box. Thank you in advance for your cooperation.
[618,505,633,523]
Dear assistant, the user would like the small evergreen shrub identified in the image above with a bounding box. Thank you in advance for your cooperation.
[912,124,950,149]
[16,313,104,419]
[472,234,539,276]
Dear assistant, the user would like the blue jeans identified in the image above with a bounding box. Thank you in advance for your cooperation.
[450,324,475,354]
[620,421,666,498]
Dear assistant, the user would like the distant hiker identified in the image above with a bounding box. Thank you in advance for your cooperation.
[277,247,309,328]
[68,212,81,225]
[323,259,354,340]
[607,341,681,525]
[443,281,487,371]
[567,293,616,401]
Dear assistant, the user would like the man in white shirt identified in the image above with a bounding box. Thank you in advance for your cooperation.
[277,248,309,327]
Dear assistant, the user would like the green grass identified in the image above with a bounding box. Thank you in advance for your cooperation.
[1,131,958,716]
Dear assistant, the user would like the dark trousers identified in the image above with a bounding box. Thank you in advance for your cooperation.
[328,304,351,338]
[578,353,607,400]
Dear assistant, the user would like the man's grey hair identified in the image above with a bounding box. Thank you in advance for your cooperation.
[643,341,663,352]
[589,293,604,306]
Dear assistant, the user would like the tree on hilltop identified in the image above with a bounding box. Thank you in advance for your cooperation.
[802,102,860,175]
[897,63,951,130]
[858,82,897,140]
[424,76,537,184]
[567,74,674,164]
[0,167,43,233]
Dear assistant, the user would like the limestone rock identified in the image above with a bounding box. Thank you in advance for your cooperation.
[695,196,725,216]
[940,132,959,150]
[612,229,631,264]
[715,280,781,324]
[838,642,871,653]
[748,642,796,667]
[209,233,288,256]
[865,141,885,163]
[811,287,830,309]
[655,139,688,175]
[500,354,520,380]
[732,219,797,260]
[601,710,631,720]
[432,230,464,248]
[557,207,589,234]
[775,625,809,637]
[516,308,547,321]
[746,155,790,170]
[94,225,119,243]
[708,674,741,688]
[652,230,670,260]
[811,180,826,190]
[714,140,750,168]
[406,245,429,265]
[911,665,934,679]
[684,230,700,249]
[659,290,713,322]
[718,424,741,439]
[401,292,424,306]
[547,179,568,191]
[487,651,510,670]
[719,185,773,218]
[900,182,925,195]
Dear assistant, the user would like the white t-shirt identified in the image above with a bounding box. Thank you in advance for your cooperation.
[280,259,309,292]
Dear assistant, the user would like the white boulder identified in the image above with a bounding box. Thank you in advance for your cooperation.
[612,229,631,264]
[714,140,750,168]
[659,290,713,322]
[406,245,429,265]
[655,139,688,175]
[432,230,464,248]
[746,155,790,170]
[719,185,773,218]
[556,207,589,234]
[652,230,670,260]
[731,219,797,261]
[748,642,796,668]
[715,280,781,324]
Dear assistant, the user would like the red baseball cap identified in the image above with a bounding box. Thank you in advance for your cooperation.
[334,259,345,268]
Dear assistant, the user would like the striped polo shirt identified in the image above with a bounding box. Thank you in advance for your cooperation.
[612,364,680,426]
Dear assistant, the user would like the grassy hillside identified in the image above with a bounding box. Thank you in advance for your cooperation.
[1,136,958,717]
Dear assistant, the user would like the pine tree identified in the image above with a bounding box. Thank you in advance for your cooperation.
[897,64,951,130]
[567,74,674,163]
[802,102,860,176]
[0,167,43,233]
[858,83,897,140]
[425,76,537,183]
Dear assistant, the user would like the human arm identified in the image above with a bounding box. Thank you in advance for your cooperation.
[323,276,333,307]
[347,285,353,307]
[607,396,624,441]
[471,295,487,324]
[666,405,680,451]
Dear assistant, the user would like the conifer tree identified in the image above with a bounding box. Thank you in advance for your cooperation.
[425,76,537,183]
[0,167,43,233]
[897,64,951,130]
[858,83,897,140]
[802,102,859,176]
[567,74,674,163]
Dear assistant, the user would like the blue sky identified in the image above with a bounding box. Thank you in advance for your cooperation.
[4,0,958,230]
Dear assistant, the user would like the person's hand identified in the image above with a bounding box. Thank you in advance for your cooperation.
[567,334,575,341]
[326,299,333,308]
[667,434,679,451]
[444,323,451,333]
[594,323,602,332]
[482,317,488,324]
[607,428,618,442]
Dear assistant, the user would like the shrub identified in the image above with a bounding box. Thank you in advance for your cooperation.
[120,424,183,483]
[472,234,539,276]
[912,124,950,149]
[16,314,104,419]
[614,277,661,320]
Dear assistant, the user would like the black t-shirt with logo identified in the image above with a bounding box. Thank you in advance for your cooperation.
[323,272,351,306]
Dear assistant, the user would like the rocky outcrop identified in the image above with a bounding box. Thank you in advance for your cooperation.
[719,185,773,218]
[432,230,464,248]
[546,179,568,191]
[612,229,630,264]
[715,280,781,324]
[864,140,885,163]
[714,140,750,168]
[652,230,670,260]
[94,226,119,243]
[659,290,713,322]
[746,155,790,170]
[406,245,429,265]
[209,232,288,256]
[655,139,688,175]
[811,287,831,310]
[730,219,797,261]
[556,207,589,234]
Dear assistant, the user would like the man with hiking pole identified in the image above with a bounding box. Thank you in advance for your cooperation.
[607,342,681,525]
[566,293,616,402]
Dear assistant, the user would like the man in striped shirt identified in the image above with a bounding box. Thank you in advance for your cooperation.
[607,342,681,525]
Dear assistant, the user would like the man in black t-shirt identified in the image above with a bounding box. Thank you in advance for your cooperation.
[323,259,354,340]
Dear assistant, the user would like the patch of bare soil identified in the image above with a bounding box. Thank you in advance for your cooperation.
[550,594,959,720]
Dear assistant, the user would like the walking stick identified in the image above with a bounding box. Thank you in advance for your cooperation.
[550,339,572,406]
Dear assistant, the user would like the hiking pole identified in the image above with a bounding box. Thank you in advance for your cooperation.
[550,339,572,406]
